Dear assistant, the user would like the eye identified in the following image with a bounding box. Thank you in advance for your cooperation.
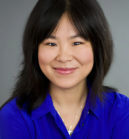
[45,42,57,46]
[73,42,83,46]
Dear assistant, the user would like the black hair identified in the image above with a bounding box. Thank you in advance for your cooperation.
[0,0,117,113]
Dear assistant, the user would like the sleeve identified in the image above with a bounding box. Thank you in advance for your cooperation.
[0,102,31,139]
[111,93,129,139]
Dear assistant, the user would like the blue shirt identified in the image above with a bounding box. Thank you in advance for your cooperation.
[0,91,129,139]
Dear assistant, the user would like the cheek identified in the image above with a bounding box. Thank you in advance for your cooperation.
[38,46,56,65]
[76,47,94,65]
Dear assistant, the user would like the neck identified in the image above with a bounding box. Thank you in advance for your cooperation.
[49,81,88,109]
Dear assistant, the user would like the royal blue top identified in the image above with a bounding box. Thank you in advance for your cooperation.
[0,90,129,139]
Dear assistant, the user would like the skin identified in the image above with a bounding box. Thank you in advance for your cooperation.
[38,13,94,130]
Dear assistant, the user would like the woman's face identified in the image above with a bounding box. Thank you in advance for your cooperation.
[38,13,94,89]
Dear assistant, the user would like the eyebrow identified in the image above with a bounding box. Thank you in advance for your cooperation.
[46,34,83,40]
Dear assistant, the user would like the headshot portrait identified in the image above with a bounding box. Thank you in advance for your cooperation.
[0,0,129,139]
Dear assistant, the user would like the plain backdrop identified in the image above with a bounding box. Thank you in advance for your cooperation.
[0,0,129,106]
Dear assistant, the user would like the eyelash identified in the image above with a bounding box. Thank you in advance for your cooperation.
[73,42,83,46]
[45,42,84,46]
[45,43,56,46]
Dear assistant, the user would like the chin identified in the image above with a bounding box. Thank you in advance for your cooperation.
[51,79,85,90]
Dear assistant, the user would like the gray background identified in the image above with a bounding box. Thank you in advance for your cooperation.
[0,0,129,106]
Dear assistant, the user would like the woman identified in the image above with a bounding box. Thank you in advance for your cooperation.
[0,0,129,138]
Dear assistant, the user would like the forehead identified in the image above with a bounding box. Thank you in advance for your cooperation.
[51,13,79,36]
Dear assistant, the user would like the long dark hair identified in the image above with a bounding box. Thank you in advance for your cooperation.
[1,0,116,113]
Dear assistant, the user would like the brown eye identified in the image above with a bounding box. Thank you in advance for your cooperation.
[73,42,83,46]
[46,43,57,46]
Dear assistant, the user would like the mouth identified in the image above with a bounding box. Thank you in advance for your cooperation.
[53,67,78,75]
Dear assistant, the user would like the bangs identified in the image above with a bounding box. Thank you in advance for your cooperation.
[68,0,105,42]
[30,0,93,46]
[31,0,66,45]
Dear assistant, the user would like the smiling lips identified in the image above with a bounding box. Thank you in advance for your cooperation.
[54,67,78,75]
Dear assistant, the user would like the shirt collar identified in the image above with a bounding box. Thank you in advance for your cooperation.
[31,92,55,120]
[84,87,104,119]
[89,95,103,119]
[31,89,104,120]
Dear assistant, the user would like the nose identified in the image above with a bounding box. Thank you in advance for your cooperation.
[56,45,73,62]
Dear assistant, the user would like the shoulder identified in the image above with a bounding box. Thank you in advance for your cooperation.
[0,97,33,124]
[96,91,129,118]
[103,91,129,125]
[0,98,18,117]
[103,92,129,138]
[103,91,129,110]
[0,98,33,138]
[0,98,26,129]
[0,98,22,118]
